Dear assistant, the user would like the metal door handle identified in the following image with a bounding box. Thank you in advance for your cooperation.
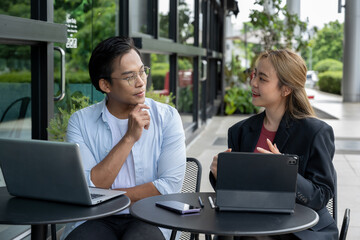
[54,46,65,101]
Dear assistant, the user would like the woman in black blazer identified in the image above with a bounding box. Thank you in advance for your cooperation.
[210,49,338,240]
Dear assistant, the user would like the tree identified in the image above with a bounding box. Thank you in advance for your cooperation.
[247,0,308,52]
[306,21,343,67]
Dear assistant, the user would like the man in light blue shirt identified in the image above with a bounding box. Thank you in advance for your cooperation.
[62,37,186,240]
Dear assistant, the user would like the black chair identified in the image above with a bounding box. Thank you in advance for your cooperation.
[326,172,351,240]
[0,97,30,138]
[179,157,202,240]
[54,158,204,240]
[339,208,350,240]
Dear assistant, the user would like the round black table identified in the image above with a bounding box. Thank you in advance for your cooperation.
[0,187,130,240]
[130,192,319,240]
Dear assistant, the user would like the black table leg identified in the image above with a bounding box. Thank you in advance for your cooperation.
[170,230,177,240]
[31,224,47,240]
[205,234,212,240]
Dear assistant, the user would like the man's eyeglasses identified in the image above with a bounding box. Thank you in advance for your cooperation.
[106,66,150,86]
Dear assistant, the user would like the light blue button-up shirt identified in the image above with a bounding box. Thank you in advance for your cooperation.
[61,97,186,240]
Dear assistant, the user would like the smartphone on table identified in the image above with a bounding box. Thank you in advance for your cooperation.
[155,200,201,214]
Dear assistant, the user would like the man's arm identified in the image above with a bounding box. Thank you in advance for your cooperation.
[116,182,161,203]
[91,104,150,189]
[151,107,186,195]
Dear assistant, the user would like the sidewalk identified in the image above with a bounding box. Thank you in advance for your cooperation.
[186,88,360,239]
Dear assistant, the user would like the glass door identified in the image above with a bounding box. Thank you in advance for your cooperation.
[51,1,118,141]
[0,0,66,238]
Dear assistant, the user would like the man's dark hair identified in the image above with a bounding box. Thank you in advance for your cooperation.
[88,36,141,93]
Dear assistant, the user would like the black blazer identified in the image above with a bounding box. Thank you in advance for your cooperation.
[210,111,338,240]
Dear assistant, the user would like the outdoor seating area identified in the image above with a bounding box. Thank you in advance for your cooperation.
[186,88,359,239]
[1,0,360,239]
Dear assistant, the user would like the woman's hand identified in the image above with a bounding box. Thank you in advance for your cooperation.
[256,138,281,154]
[210,148,232,180]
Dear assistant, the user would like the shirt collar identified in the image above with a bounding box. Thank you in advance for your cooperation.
[91,97,108,123]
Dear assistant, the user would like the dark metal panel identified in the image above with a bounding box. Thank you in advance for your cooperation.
[31,43,54,140]
[219,3,226,116]
[0,15,67,45]
[193,56,200,128]
[202,0,209,49]
[169,54,178,105]
[148,0,158,38]
[169,0,178,42]
[29,0,56,140]
[201,80,207,122]
[133,37,206,56]
[31,0,47,20]
[119,0,129,36]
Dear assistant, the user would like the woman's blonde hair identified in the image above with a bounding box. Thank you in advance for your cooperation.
[256,49,315,119]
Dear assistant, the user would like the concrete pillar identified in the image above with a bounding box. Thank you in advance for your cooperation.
[287,0,301,45]
[286,0,300,15]
[342,0,360,102]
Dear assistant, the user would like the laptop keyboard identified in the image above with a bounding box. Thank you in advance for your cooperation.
[91,193,105,199]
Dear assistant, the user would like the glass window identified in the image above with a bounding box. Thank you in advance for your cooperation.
[0,43,31,239]
[0,0,30,18]
[179,0,194,45]
[177,56,193,128]
[130,0,149,35]
[0,45,31,139]
[53,0,116,118]
[159,0,170,38]
[149,54,170,95]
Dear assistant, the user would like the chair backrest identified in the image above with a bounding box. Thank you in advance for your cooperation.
[180,157,202,240]
[326,171,337,224]
[0,97,31,138]
[181,157,202,193]
[0,97,30,123]
[339,208,350,240]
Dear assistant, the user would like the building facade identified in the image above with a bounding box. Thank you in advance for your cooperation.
[0,0,238,238]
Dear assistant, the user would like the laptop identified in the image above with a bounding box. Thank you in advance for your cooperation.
[216,152,298,213]
[0,138,126,206]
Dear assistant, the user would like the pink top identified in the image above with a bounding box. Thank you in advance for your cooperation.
[254,124,277,153]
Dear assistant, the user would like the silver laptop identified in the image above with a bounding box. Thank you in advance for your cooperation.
[0,138,126,205]
[216,152,298,213]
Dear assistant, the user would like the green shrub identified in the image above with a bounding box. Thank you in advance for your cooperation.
[314,59,343,73]
[152,62,169,70]
[177,86,193,113]
[318,71,342,95]
[48,95,91,141]
[224,86,260,115]
[67,71,90,84]
[151,68,168,90]
[0,71,90,84]
[146,85,175,107]
[53,71,90,84]
[0,71,31,83]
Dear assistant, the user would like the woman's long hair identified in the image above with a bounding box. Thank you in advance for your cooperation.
[256,49,316,119]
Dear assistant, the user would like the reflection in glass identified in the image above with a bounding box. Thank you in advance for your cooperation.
[177,57,193,128]
[0,45,31,139]
[130,0,149,35]
[53,0,115,134]
[149,54,170,95]
[179,0,194,45]
[0,0,30,18]
[159,0,170,38]
[0,44,31,239]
